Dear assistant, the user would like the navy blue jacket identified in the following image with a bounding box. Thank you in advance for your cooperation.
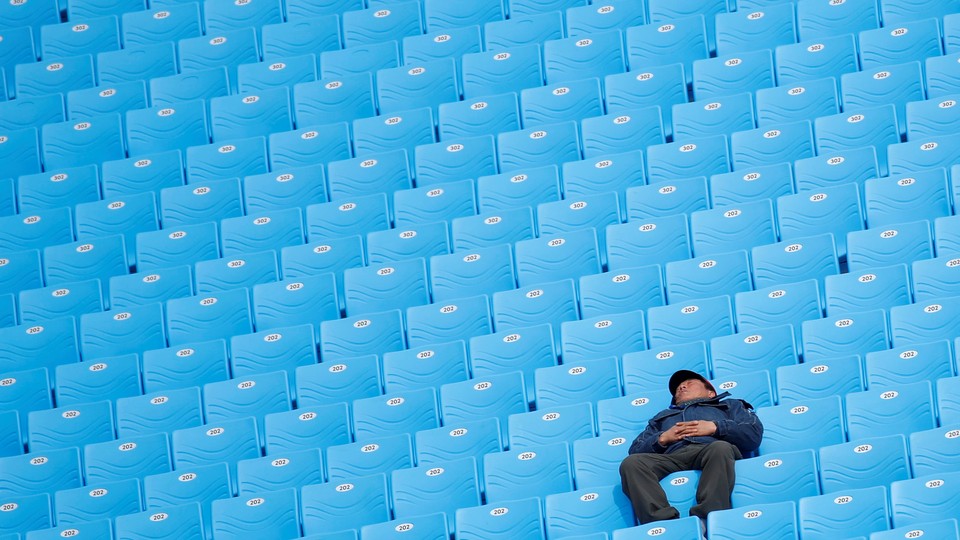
[628,391,763,455]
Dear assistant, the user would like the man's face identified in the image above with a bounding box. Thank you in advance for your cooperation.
[674,378,716,403]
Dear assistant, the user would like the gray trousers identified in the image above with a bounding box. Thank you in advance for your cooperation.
[619,441,742,525]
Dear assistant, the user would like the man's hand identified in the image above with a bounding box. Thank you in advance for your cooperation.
[675,420,718,438]
[657,424,687,446]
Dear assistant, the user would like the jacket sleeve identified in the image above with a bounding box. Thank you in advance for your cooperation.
[628,418,668,455]
[713,399,764,454]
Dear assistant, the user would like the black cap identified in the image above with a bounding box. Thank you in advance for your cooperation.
[668,370,716,399]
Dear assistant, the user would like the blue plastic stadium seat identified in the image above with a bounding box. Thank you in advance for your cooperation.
[406,295,489,348]
[756,395,845,454]
[573,431,633,486]
[99,150,181,199]
[293,73,375,126]
[451,207,535,251]
[483,441,573,503]
[647,133,730,183]
[934,215,960,257]
[456,497,544,540]
[320,40,399,81]
[692,49,775,101]
[390,457,479,530]
[208,88,292,142]
[125,101,209,157]
[793,147,879,193]
[818,434,909,494]
[672,92,754,141]
[341,258,428,317]
[84,431,171,484]
[26,519,114,540]
[319,309,404,361]
[756,77,840,128]
[604,64,687,139]
[18,164,100,213]
[776,182,863,258]
[606,217,688,273]
[438,372,526,442]
[496,120,580,173]
[624,15,706,86]
[802,308,888,362]
[889,132,960,177]
[560,309,646,363]
[0,0,58,42]
[18,279,104,324]
[845,380,935,441]
[422,0,501,32]
[462,45,542,100]
[394,179,477,231]
[664,250,752,304]
[376,58,459,117]
[858,18,942,70]
[140,336,228,393]
[119,369,195,429]
[690,199,776,257]
[202,371,289,441]
[352,107,431,158]
[813,105,898,177]
[777,353,863,403]
[342,1,421,50]
[710,369,774,408]
[242,165,326,214]
[646,0,726,52]
[736,449,820,508]
[115,503,205,540]
[0,409,19,457]
[143,462,231,539]
[40,16,121,60]
[15,54,95,99]
[0,492,52,536]
[219,209,302,258]
[731,120,814,171]
[485,11,562,50]
[414,135,496,188]
[799,486,889,539]
[543,484,633,538]
[403,27,481,84]
[469,323,557,404]
[382,340,468,393]
[263,402,349,454]
[0,367,52,433]
[269,123,351,171]
[924,52,960,99]
[514,229,601,288]
[566,0,645,37]
[212,488,300,540]
[533,356,620,410]
[873,519,960,540]
[295,354,381,409]
[300,473,389,537]
[578,265,663,318]
[646,295,733,351]
[751,233,838,292]
[0,93,63,133]
[75,192,158,265]
[171,416,261,487]
[185,137,267,184]
[612,516,701,539]
[149,66,229,108]
[913,256,960,301]
[178,28,259,93]
[841,61,924,136]
[55,351,143,405]
[121,4,202,47]
[98,42,178,90]
[0,27,35,100]
[41,113,125,170]
[492,279,578,349]
[159,178,244,229]
[305,195,389,245]
[475,166,558,216]
[0,127,42,181]
[27,400,114,452]
[429,244,514,302]
[542,30,625,85]
[66,80,147,124]
[53,477,141,526]
[237,54,317,94]
[353,386,439,440]
[846,220,933,272]
[867,338,951,393]
[620,340,709,395]
[521,77,603,126]
[251,275,337,337]
[203,0,281,37]
[43,235,127,292]
[229,324,315,389]
[135,225,217,275]
[708,501,798,540]
[714,3,796,57]
[711,324,796,383]
[415,417,502,479]
[775,36,858,88]
[0,317,80,378]
[165,287,252,346]
[890,295,960,347]
[906,96,960,141]
[327,433,413,484]
[0,446,81,498]
[438,93,521,141]
[580,107,664,159]
[795,0,878,41]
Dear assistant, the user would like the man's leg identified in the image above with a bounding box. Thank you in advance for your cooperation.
[619,449,693,524]
[689,441,742,520]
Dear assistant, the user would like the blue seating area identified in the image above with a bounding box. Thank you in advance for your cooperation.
[4,0,960,538]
